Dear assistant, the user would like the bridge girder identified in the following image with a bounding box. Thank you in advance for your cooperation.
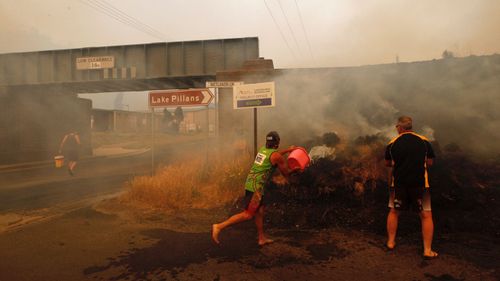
[0,37,258,94]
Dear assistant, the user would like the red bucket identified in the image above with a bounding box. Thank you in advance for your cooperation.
[287,147,310,171]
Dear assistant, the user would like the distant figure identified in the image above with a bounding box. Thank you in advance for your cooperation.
[174,106,184,133]
[162,109,174,133]
[174,106,184,123]
[212,131,300,246]
[385,116,438,259]
[59,131,81,176]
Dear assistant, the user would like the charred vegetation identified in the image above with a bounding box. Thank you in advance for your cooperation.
[261,133,500,240]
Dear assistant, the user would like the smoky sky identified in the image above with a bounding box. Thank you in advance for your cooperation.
[1,1,499,156]
[1,0,500,68]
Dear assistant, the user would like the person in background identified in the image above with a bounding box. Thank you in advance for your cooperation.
[212,131,299,246]
[385,116,438,259]
[59,131,81,176]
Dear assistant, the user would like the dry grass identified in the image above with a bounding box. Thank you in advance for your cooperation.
[121,151,252,210]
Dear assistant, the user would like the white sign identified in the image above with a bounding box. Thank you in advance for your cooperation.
[205,81,244,88]
[76,56,115,70]
[233,82,275,109]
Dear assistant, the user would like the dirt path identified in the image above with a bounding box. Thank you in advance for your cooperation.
[0,197,497,281]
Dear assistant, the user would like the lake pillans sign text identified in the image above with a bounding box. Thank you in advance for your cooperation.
[149,89,214,107]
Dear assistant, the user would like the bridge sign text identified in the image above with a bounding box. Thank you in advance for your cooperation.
[76,56,115,70]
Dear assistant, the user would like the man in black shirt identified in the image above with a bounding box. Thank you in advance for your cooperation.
[385,116,438,259]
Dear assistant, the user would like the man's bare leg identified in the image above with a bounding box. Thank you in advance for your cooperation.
[67,162,75,176]
[69,161,77,174]
[212,211,253,244]
[255,206,273,246]
[420,211,438,257]
[386,208,399,249]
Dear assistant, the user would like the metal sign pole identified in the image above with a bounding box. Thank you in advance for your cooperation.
[151,107,155,177]
[215,88,219,136]
[207,104,210,138]
[254,107,257,157]
[206,104,210,168]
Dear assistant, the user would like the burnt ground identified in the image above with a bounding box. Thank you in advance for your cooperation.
[0,139,499,280]
[0,191,498,281]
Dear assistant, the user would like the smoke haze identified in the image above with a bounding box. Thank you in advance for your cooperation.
[256,55,500,156]
[1,1,500,68]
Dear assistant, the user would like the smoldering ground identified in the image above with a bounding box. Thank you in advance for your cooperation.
[122,54,500,239]
[80,54,500,279]
[227,54,500,270]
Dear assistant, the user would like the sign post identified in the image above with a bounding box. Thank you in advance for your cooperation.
[151,107,155,177]
[148,88,215,176]
[206,81,244,88]
[206,81,244,136]
[233,82,276,156]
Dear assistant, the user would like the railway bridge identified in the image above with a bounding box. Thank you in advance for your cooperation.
[0,37,260,164]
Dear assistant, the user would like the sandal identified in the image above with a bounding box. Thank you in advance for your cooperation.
[423,251,438,260]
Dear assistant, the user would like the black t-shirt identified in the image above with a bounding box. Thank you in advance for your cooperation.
[64,134,79,151]
[385,132,435,187]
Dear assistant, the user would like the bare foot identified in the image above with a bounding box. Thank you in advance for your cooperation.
[423,250,438,259]
[386,241,396,250]
[211,224,220,244]
[258,238,274,246]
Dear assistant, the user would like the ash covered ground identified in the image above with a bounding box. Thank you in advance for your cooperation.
[269,133,500,234]
[240,132,500,275]
[28,132,497,281]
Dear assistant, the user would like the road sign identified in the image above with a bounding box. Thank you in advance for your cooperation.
[76,56,114,70]
[205,81,244,88]
[233,82,275,109]
[149,89,214,107]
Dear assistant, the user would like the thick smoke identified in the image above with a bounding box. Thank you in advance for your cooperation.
[0,89,91,164]
[256,55,500,156]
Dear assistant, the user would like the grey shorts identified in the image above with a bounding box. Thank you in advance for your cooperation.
[388,187,432,212]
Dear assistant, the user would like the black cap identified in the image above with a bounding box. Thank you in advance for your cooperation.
[266,131,280,142]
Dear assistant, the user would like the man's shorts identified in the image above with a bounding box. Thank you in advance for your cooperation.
[243,190,268,214]
[65,149,79,161]
[388,186,431,211]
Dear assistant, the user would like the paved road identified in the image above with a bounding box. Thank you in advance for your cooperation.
[0,137,203,214]
[0,152,148,213]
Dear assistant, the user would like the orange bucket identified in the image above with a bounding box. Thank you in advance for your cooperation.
[287,147,310,171]
[54,155,64,168]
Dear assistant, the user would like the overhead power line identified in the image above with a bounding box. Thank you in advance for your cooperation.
[294,0,315,63]
[78,0,168,41]
[97,0,167,40]
[85,0,167,40]
[277,0,303,58]
[263,0,297,61]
